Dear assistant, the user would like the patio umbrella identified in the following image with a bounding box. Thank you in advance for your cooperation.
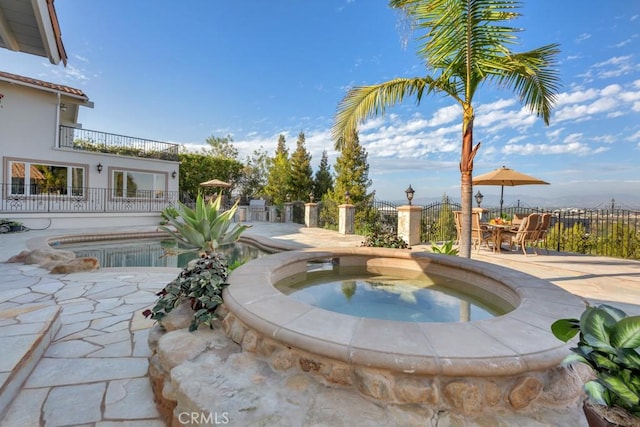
[472,166,549,216]
[199,179,231,188]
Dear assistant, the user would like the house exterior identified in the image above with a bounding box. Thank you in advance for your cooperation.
[0,0,67,65]
[0,71,180,228]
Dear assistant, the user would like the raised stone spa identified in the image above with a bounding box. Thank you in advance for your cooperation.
[148,246,590,425]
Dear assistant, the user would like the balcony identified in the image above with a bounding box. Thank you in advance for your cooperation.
[59,125,179,161]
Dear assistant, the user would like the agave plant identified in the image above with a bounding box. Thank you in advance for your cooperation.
[551,304,640,417]
[430,240,459,256]
[159,192,249,256]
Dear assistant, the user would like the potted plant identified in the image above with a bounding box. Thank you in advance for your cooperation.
[551,304,640,426]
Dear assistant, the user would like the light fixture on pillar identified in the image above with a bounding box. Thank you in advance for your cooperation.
[345,190,351,204]
[475,190,484,208]
[171,170,177,179]
[309,192,314,203]
[405,184,415,205]
[97,163,103,174]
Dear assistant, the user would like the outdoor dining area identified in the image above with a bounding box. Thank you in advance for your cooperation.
[457,210,553,255]
[455,165,552,255]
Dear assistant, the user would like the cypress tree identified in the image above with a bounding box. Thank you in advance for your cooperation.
[313,149,333,200]
[289,131,314,202]
[264,134,291,205]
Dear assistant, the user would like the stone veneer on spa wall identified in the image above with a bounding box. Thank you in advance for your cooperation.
[148,247,592,424]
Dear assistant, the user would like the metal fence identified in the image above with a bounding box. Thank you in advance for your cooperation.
[362,200,640,260]
[1,184,179,213]
[59,126,180,161]
[421,199,461,243]
[292,201,306,225]
[486,206,640,259]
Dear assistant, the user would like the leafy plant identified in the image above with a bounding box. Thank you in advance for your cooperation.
[551,304,640,417]
[147,192,251,331]
[430,240,459,256]
[159,192,249,255]
[361,230,408,249]
[143,254,230,331]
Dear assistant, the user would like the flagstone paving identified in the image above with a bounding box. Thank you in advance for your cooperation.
[0,223,639,426]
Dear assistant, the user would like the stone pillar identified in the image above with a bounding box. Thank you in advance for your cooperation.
[338,204,355,235]
[283,202,293,223]
[238,206,248,222]
[305,203,318,228]
[397,205,422,246]
[268,206,279,223]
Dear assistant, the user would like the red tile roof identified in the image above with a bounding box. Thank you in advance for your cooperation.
[0,70,88,100]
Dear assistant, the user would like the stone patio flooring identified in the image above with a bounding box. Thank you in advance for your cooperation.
[0,222,639,426]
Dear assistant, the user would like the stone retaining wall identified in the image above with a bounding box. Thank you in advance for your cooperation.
[147,305,589,426]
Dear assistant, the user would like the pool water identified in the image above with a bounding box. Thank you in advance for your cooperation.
[276,266,510,322]
[62,239,270,268]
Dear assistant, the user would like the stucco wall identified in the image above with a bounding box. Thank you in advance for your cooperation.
[0,80,179,195]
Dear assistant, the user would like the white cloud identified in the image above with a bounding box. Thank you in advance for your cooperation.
[503,141,593,156]
[555,88,599,106]
[575,33,591,43]
[426,104,460,127]
[546,128,564,141]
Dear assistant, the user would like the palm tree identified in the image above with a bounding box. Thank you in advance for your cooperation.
[331,0,560,257]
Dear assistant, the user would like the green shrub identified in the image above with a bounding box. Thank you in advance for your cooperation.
[143,254,230,331]
[360,230,408,249]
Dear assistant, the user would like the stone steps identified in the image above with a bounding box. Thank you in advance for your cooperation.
[0,304,61,418]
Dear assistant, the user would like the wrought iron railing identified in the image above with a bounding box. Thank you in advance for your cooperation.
[369,200,640,260]
[59,125,179,161]
[1,183,179,213]
[485,206,640,259]
[421,199,461,243]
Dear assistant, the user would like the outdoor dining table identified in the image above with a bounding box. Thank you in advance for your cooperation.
[482,222,516,253]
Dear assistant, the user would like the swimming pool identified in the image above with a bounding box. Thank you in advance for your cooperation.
[60,238,271,268]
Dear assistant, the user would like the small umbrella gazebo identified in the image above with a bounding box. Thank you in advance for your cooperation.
[199,179,232,205]
[473,166,549,216]
[199,179,231,188]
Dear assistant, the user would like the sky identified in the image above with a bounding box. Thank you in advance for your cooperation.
[2,1,639,208]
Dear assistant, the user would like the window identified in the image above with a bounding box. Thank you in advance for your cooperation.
[112,169,165,198]
[9,161,85,196]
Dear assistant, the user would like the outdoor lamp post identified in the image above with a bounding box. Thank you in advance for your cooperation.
[475,190,484,208]
[405,185,415,205]
[345,190,351,204]
[309,192,314,203]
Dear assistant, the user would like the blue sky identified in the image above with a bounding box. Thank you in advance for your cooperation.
[2,1,639,208]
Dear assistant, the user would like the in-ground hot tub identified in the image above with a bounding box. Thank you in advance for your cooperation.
[221,247,588,416]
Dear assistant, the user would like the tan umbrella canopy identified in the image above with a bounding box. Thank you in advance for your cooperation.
[473,166,549,215]
[199,179,231,188]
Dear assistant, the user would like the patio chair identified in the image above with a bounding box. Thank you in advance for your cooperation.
[453,210,462,244]
[533,213,552,254]
[471,211,493,253]
[501,213,540,255]
[512,214,524,227]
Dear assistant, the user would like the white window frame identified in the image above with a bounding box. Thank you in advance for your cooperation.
[7,159,86,197]
[110,168,167,199]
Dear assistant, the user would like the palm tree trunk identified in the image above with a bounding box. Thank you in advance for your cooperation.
[459,106,479,259]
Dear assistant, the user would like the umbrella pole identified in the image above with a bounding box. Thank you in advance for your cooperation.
[499,185,504,217]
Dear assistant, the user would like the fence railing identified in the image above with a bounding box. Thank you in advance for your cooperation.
[1,184,179,213]
[363,200,639,260]
[486,206,640,259]
[59,125,180,161]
